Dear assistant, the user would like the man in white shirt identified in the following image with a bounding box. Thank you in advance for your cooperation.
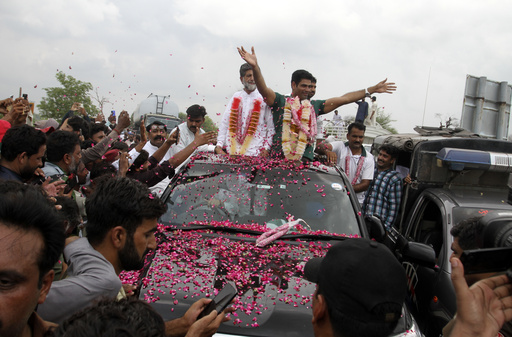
[369,96,378,126]
[142,121,172,161]
[171,104,216,158]
[316,122,374,204]
[332,110,343,126]
[215,63,274,157]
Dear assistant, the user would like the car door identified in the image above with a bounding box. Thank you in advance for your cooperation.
[402,191,455,337]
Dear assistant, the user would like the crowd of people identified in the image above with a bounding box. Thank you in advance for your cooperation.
[1,46,511,337]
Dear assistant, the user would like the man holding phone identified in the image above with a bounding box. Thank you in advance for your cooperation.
[60,102,91,124]
[37,177,233,335]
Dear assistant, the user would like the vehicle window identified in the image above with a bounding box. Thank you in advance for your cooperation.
[452,207,493,225]
[412,200,444,260]
[161,166,361,236]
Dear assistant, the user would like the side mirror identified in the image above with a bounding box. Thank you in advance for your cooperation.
[402,241,436,269]
[364,215,386,242]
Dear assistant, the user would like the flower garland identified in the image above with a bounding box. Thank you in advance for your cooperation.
[228,97,262,155]
[282,97,317,161]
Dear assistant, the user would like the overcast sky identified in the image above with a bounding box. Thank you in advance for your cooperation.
[1,0,511,133]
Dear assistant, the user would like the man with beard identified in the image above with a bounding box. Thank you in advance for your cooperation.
[37,177,232,337]
[237,46,396,161]
[215,63,274,156]
[316,122,374,204]
[37,177,164,323]
[0,125,46,182]
[362,144,402,230]
[42,131,82,185]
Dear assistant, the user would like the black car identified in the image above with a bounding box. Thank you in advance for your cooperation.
[135,154,421,337]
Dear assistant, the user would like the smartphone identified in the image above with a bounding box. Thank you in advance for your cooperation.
[111,110,116,117]
[173,126,180,144]
[49,174,67,184]
[460,247,512,274]
[197,283,237,320]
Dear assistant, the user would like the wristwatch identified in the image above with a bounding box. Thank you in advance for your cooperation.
[364,88,371,98]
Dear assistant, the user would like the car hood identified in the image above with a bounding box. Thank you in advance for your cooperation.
[133,223,418,337]
[136,223,340,336]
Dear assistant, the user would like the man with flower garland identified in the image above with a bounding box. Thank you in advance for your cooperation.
[237,46,396,162]
[215,63,275,156]
[316,122,374,204]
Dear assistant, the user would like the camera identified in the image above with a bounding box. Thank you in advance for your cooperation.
[460,211,512,275]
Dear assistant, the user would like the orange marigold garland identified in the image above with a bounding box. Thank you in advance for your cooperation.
[228,97,262,155]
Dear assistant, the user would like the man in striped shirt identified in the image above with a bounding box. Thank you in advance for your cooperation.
[362,144,402,230]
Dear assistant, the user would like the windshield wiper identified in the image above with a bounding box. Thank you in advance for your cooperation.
[279,233,350,241]
[166,223,264,236]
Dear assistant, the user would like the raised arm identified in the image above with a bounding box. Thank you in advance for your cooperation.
[323,79,396,114]
[237,46,276,106]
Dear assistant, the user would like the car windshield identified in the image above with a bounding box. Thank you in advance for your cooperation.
[161,158,361,236]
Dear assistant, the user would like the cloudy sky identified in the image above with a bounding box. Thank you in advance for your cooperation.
[1,0,511,133]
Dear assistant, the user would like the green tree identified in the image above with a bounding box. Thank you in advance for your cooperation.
[202,116,218,132]
[376,110,397,134]
[342,109,397,134]
[178,112,218,132]
[38,71,100,120]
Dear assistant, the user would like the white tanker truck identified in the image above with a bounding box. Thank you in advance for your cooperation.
[131,94,181,132]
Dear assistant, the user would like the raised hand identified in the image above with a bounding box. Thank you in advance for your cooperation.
[194,130,217,147]
[448,257,512,337]
[237,46,257,68]
[140,116,147,142]
[0,97,13,115]
[115,110,131,131]
[372,79,397,94]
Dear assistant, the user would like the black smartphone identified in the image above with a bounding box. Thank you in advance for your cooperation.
[197,283,237,320]
[460,247,512,274]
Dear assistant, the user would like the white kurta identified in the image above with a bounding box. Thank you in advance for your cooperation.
[216,90,274,156]
[331,141,375,204]
[142,123,215,196]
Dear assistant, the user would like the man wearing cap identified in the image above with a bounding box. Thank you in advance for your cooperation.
[304,238,407,337]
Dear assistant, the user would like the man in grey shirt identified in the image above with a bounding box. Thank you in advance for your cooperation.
[38,177,232,335]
